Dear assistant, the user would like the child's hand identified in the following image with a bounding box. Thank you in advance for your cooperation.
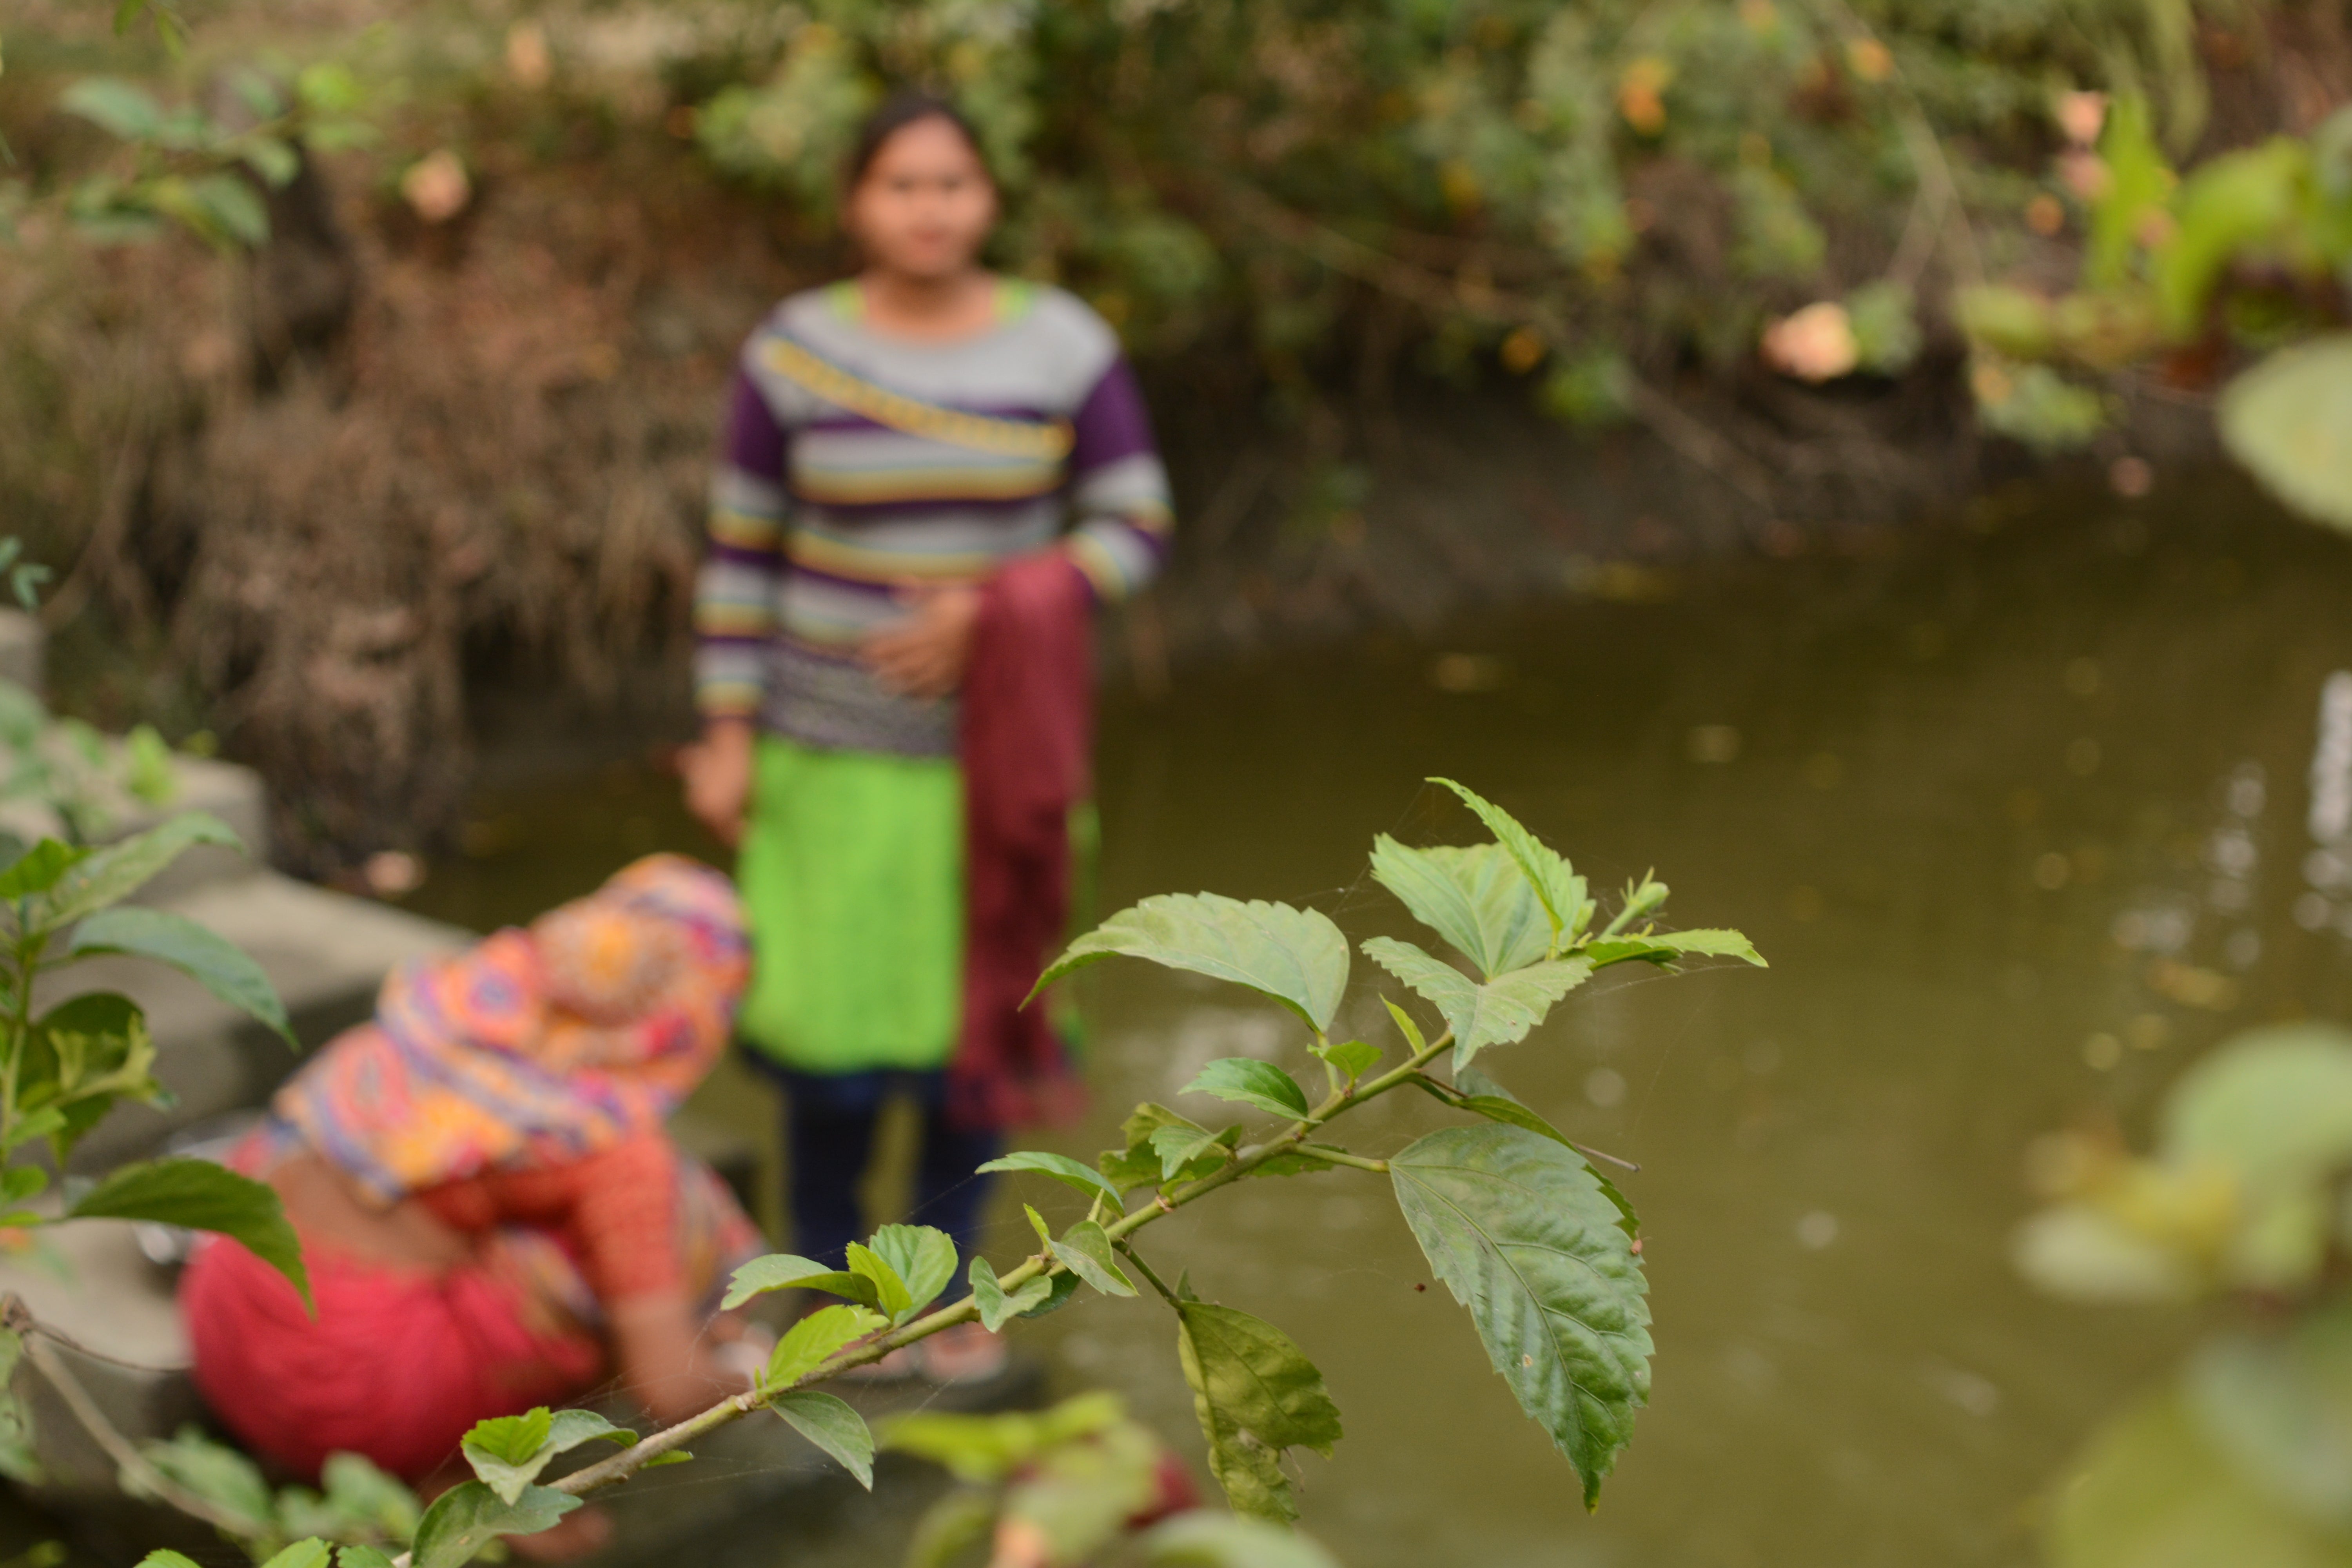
[680,721,755,845]
[862,582,982,698]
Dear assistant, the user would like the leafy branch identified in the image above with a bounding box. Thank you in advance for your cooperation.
[309,779,1762,1568]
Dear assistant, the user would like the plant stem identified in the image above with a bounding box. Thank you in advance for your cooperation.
[548,1025,1462,1505]
[10,1303,272,1545]
[1112,1241,1181,1307]
[1299,1144,1388,1174]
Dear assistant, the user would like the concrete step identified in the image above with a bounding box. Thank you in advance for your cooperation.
[56,869,471,1174]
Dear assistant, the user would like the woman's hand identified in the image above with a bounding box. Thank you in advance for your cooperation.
[861,582,982,699]
[680,721,755,846]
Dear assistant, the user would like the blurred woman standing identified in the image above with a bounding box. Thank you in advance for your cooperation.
[681,95,1172,1380]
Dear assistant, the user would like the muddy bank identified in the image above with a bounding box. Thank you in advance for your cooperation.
[0,129,2227,867]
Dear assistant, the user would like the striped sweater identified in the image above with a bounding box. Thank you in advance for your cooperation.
[693,280,1173,757]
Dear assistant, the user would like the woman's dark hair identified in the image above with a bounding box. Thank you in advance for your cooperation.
[842,93,991,192]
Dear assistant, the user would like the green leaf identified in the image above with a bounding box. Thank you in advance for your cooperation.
[969,1256,1054,1331]
[722,1253,881,1311]
[1369,837,1549,979]
[35,812,241,932]
[1429,779,1588,948]
[17,991,165,1159]
[641,1450,693,1468]
[410,1481,578,1568]
[1047,1220,1135,1297]
[1361,938,1592,1071]
[71,906,295,1047]
[902,1487,999,1568]
[867,1224,959,1322]
[72,1158,308,1308]
[134,1426,274,1533]
[1099,1103,1204,1192]
[2219,335,2352,534]
[2160,1023,2352,1287]
[1151,1123,1233,1182]
[844,1242,913,1321]
[2154,139,2309,338]
[1181,1059,1309,1121]
[1020,1269,1082,1319]
[1144,1511,1345,1568]
[239,136,301,187]
[2047,1382,2352,1568]
[259,1541,332,1568]
[460,1409,632,1505]
[765,1303,887,1388]
[979,1151,1129,1212]
[60,78,165,140]
[339,1549,397,1568]
[1383,997,1428,1054]
[1583,929,1766,969]
[1319,1039,1383,1080]
[0,842,90,899]
[1452,1065,1637,1239]
[2086,94,2173,289]
[317,1451,421,1541]
[463,1408,552,1469]
[1174,1302,1343,1523]
[2011,1202,2200,1304]
[137,1556,203,1568]
[769,1390,874,1489]
[184,174,269,247]
[1035,893,1349,1033]
[1390,1123,1651,1509]
[2183,1305,2352,1527]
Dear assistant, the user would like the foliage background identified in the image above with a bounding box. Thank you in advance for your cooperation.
[1,0,2347,866]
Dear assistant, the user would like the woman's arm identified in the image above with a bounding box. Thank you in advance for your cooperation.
[686,370,790,841]
[1058,356,1174,601]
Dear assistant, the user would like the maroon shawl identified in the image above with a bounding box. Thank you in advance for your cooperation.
[947,550,1093,1130]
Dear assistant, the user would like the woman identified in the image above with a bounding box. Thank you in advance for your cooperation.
[681,95,1172,1380]
[180,855,765,1509]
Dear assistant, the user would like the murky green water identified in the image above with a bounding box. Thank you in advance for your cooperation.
[409,468,2352,1568]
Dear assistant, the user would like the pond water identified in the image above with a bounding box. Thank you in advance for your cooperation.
[408,468,2352,1568]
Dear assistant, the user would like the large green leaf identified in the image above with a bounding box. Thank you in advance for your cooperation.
[1361,937,1591,1070]
[1180,1058,1309,1120]
[2219,335,2352,533]
[73,1158,309,1308]
[722,1253,882,1311]
[1034,893,1349,1033]
[869,1224,960,1322]
[1429,779,1588,947]
[2184,1307,2352,1528]
[1368,838,1549,979]
[980,1151,1129,1211]
[1174,1302,1343,1523]
[770,1390,875,1489]
[1390,1124,1651,1509]
[1452,1065,1637,1240]
[2046,1383,2352,1568]
[34,812,241,932]
[410,1481,578,1568]
[258,1543,330,1568]
[71,906,294,1047]
[136,1426,274,1535]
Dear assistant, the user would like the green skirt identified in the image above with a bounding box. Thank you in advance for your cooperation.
[734,736,964,1075]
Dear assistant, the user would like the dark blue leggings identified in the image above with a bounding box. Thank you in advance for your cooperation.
[773,1067,1000,1268]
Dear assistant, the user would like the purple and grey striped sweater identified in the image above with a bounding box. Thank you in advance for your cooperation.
[693,279,1173,757]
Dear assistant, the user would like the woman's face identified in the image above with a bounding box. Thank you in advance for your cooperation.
[846,116,996,281]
